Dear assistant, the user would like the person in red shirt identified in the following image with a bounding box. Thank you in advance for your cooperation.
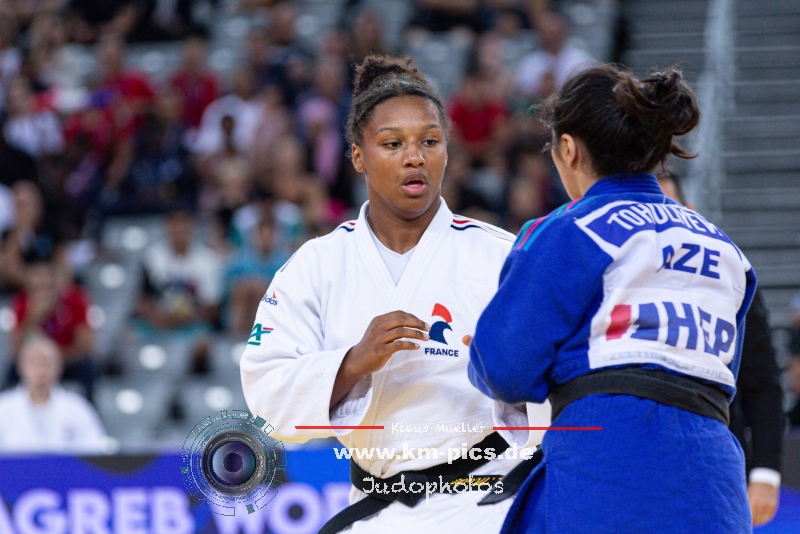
[6,251,96,402]
[447,63,509,166]
[170,34,220,135]
[97,35,156,136]
[60,36,153,205]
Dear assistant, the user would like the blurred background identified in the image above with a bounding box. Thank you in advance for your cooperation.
[0,0,798,532]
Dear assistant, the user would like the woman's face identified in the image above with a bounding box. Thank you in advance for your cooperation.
[352,95,447,220]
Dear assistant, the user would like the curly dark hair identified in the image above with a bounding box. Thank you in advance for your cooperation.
[541,64,700,176]
[346,54,450,146]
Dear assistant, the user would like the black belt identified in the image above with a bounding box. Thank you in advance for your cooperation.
[550,368,730,425]
[478,368,731,507]
[319,432,510,534]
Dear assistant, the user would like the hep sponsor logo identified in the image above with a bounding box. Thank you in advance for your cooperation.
[606,301,735,357]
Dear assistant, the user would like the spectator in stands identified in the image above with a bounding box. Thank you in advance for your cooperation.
[0,183,12,235]
[27,14,70,90]
[254,3,313,108]
[787,353,800,428]
[448,60,510,166]
[198,114,253,217]
[66,0,136,43]
[0,333,107,453]
[115,87,198,213]
[408,0,490,34]
[127,0,203,42]
[0,120,37,189]
[64,35,155,204]
[247,27,271,88]
[250,83,293,178]
[440,142,493,220]
[3,76,65,159]
[224,209,289,335]
[320,26,351,72]
[0,181,65,294]
[135,209,223,371]
[789,293,800,330]
[0,16,21,112]
[231,186,303,256]
[348,9,386,63]
[267,135,332,237]
[169,34,220,140]
[62,94,133,206]
[193,68,263,156]
[6,248,96,401]
[97,35,156,135]
[504,146,560,233]
[68,0,201,43]
[474,31,517,103]
[4,0,46,34]
[298,57,352,208]
[485,0,529,37]
[516,11,592,100]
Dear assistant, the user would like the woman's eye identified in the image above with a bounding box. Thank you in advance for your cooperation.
[385,142,401,149]
[424,139,439,146]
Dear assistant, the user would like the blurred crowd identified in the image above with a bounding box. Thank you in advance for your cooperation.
[0,0,798,453]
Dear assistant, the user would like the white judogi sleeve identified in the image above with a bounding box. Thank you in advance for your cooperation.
[493,401,551,450]
[240,242,373,443]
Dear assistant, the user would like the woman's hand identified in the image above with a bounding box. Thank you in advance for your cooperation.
[330,311,430,409]
[345,311,430,375]
[749,482,779,526]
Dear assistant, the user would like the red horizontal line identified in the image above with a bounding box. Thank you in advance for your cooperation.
[492,426,603,430]
[295,425,385,430]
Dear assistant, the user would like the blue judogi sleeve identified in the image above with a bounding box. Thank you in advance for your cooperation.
[468,213,612,405]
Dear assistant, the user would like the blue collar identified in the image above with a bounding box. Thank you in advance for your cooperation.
[582,173,664,198]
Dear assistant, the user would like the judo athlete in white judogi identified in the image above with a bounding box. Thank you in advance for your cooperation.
[241,55,549,533]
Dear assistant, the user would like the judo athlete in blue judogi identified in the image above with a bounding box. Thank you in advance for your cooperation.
[469,64,757,533]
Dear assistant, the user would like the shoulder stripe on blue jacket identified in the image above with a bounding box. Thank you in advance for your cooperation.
[515,198,583,251]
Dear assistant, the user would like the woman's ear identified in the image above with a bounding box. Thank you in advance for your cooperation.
[558,133,580,170]
[351,144,365,173]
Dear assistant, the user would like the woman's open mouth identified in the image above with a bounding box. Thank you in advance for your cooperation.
[401,174,428,196]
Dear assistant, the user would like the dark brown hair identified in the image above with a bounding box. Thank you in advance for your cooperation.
[541,64,700,176]
[346,55,449,146]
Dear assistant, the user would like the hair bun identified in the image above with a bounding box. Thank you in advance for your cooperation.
[353,55,426,98]
[614,67,699,139]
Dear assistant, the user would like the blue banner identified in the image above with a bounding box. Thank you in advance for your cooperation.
[0,450,350,534]
[0,451,798,533]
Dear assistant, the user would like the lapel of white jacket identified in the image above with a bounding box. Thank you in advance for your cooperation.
[353,201,396,307]
[389,198,451,311]
[353,198,452,314]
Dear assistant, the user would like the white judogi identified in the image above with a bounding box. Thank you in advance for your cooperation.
[241,199,550,531]
[0,386,107,454]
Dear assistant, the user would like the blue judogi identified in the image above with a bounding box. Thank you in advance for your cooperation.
[469,174,757,533]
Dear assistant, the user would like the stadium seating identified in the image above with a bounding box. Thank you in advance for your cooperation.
[95,375,176,447]
[720,0,800,342]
